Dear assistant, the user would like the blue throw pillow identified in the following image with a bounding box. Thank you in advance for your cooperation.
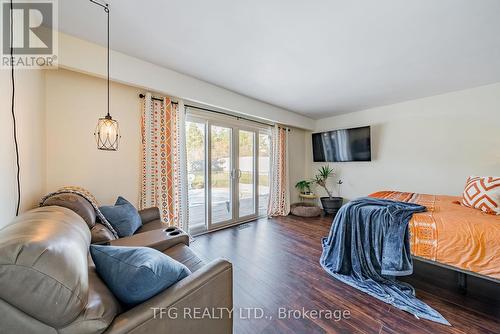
[90,245,191,305]
[100,196,142,237]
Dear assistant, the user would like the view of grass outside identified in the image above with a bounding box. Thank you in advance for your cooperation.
[186,120,271,229]
[190,171,269,189]
[186,121,206,229]
[258,133,270,216]
[210,125,232,222]
[187,123,270,189]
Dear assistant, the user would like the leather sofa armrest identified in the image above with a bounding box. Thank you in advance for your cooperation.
[138,207,161,224]
[105,259,233,334]
[109,229,189,251]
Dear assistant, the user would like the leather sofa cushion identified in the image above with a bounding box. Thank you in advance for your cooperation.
[90,223,116,244]
[0,206,90,328]
[59,256,121,334]
[164,244,205,272]
[138,207,161,224]
[0,298,56,334]
[42,193,97,228]
[135,219,167,233]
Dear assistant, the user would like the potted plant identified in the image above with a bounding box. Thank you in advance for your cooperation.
[312,165,343,215]
[295,180,312,195]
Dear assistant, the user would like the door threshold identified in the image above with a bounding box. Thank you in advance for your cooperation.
[191,216,266,237]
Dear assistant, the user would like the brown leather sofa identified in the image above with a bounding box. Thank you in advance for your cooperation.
[0,205,233,334]
[40,192,171,244]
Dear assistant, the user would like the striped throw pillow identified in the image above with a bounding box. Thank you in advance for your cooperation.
[462,176,500,215]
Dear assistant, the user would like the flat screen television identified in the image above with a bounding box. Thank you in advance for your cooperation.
[312,126,371,162]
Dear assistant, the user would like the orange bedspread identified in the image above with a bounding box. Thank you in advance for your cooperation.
[370,191,500,280]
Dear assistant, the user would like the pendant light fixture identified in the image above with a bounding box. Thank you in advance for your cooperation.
[91,0,120,151]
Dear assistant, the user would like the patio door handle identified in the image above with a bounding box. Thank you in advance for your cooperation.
[231,169,242,179]
[231,169,237,179]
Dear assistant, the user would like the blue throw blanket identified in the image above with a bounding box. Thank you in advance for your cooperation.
[320,197,450,325]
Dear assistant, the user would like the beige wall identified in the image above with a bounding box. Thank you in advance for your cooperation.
[312,83,500,201]
[0,70,46,227]
[288,128,313,203]
[0,32,312,223]
[44,70,314,208]
[45,69,144,206]
[7,66,497,223]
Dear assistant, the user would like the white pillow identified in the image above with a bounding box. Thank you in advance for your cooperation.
[462,176,500,215]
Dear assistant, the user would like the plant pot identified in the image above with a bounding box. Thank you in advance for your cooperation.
[320,197,343,216]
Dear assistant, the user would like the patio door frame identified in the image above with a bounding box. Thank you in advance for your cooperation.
[186,108,271,235]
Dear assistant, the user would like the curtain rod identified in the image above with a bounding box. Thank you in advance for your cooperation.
[138,93,290,131]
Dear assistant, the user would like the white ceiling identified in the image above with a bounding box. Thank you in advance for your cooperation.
[58,0,500,119]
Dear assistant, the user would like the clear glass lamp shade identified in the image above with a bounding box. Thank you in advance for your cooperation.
[95,117,120,151]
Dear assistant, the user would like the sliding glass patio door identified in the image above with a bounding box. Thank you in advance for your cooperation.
[186,112,270,235]
[186,119,207,233]
[237,130,256,218]
[209,124,233,226]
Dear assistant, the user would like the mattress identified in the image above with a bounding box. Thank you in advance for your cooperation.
[370,191,500,280]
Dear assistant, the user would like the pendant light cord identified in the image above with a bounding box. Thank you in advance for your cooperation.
[10,0,21,216]
[106,4,110,117]
[89,0,110,117]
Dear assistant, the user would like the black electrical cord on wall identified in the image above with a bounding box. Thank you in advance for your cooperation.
[10,0,21,216]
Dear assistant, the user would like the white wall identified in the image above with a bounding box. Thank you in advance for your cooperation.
[45,69,144,206]
[0,70,46,228]
[57,32,315,130]
[311,83,500,201]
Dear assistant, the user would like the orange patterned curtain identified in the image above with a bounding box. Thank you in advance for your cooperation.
[268,125,290,216]
[140,93,188,228]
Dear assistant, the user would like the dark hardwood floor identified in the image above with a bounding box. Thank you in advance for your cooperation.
[191,215,500,334]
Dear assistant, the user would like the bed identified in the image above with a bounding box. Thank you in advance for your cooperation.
[369,191,500,282]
